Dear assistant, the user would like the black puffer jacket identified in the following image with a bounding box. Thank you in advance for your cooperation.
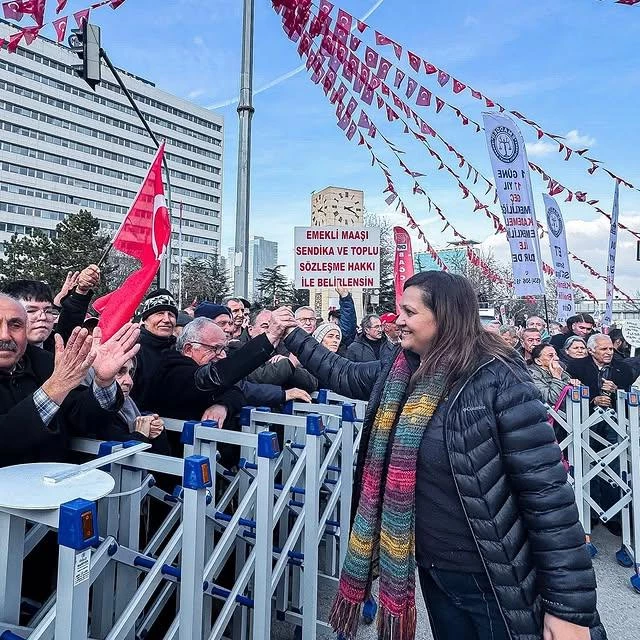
[283,328,605,640]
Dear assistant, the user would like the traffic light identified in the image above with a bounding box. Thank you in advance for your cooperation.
[68,22,101,90]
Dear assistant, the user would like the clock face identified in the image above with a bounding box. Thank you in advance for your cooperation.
[313,189,363,225]
[334,190,363,225]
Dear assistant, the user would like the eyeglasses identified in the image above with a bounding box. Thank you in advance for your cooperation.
[25,307,60,319]
[190,342,228,357]
[298,317,316,324]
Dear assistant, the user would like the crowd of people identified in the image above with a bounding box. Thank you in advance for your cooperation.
[2,263,631,639]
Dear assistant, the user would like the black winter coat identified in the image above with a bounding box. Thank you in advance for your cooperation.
[283,328,605,640]
[0,345,123,468]
[345,334,395,363]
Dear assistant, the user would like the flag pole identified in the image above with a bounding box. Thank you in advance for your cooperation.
[233,0,255,298]
[178,201,184,308]
[100,47,173,290]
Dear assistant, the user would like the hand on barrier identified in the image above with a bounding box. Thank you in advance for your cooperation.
[135,414,164,438]
[201,404,228,428]
[41,326,96,404]
[76,263,101,294]
[266,307,298,346]
[53,270,80,306]
[542,613,589,640]
[600,379,617,395]
[285,388,312,403]
[92,323,141,388]
[592,395,612,408]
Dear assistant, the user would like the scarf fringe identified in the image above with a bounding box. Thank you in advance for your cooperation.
[328,595,362,640]
[377,604,417,640]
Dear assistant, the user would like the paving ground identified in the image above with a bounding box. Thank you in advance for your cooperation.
[272,525,640,639]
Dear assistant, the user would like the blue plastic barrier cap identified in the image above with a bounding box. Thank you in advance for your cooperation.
[180,420,199,445]
[306,413,325,436]
[240,406,256,426]
[317,389,328,404]
[97,441,121,457]
[58,498,99,550]
[282,401,294,415]
[342,402,356,423]
[257,431,280,459]
[256,406,272,414]
[201,419,218,429]
[183,455,213,490]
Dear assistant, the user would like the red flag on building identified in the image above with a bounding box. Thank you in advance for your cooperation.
[2,0,45,24]
[93,144,171,340]
[393,227,415,313]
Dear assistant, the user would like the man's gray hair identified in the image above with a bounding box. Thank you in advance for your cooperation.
[176,317,216,352]
[526,315,546,328]
[361,313,380,331]
[294,306,315,318]
[499,325,517,337]
[587,333,610,351]
[249,307,271,326]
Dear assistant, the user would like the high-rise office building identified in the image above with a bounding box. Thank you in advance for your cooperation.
[0,21,223,271]
[248,236,278,300]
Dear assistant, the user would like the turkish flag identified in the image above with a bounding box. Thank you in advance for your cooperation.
[405,78,418,98]
[56,0,68,13]
[3,0,45,25]
[423,61,437,74]
[21,24,40,43]
[335,8,351,42]
[375,31,392,46]
[437,70,450,87]
[93,144,171,340]
[376,57,391,80]
[364,45,378,68]
[74,8,90,27]
[52,16,68,43]
[393,68,405,89]
[110,0,126,7]
[407,50,421,72]
[349,34,361,51]
[6,29,24,52]
[452,79,466,93]
[415,85,430,105]
[471,88,482,100]
[435,97,445,113]
[361,87,373,105]
[319,0,333,15]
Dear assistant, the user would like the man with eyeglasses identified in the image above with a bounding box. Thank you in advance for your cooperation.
[2,267,100,350]
[294,306,318,333]
[346,314,393,363]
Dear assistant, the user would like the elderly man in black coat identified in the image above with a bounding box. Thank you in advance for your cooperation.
[0,293,140,468]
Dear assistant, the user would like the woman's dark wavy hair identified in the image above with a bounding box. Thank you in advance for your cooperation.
[403,270,516,391]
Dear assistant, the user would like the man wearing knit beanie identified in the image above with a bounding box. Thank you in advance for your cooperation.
[131,289,179,408]
[194,302,235,339]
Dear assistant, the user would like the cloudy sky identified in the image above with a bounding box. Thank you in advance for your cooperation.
[70,0,640,296]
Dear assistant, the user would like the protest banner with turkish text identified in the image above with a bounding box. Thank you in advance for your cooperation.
[295,226,380,289]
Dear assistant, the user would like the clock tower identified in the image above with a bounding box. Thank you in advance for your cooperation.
[309,186,365,321]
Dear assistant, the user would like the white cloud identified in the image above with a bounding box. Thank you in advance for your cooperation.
[192,36,204,46]
[186,88,205,99]
[565,129,596,148]
[480,213,640,297]
[525,140,556,157]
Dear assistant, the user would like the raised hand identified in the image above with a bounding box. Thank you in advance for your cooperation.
[266,307,298,346]
[92,323,141,388]
[41,327,96,404]
[53,271,80,307]
[335,287,350,298]
[76,264,101,295]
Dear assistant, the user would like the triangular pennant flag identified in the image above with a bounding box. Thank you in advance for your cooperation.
[52,16,68,43]
[74,8,90,28]
[21,25,41,44]
[7,30,24,53]
[415,85,431,106]
[393,68,405,89]
[407,50,421,72]
[364,45,378,68]
[406,78,418,99]
[423,61,437,74]
[437,70,450,87]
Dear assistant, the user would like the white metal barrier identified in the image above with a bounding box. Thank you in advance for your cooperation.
[0,392,362,640]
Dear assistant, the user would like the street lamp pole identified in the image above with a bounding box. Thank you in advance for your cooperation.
[233,0,255,298]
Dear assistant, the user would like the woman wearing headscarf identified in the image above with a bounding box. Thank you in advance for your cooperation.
[282,271,604,640]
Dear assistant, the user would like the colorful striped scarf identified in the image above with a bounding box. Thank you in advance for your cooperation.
[329,351,446,640]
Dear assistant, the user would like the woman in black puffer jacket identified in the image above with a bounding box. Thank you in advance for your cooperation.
[283,271,605,640]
